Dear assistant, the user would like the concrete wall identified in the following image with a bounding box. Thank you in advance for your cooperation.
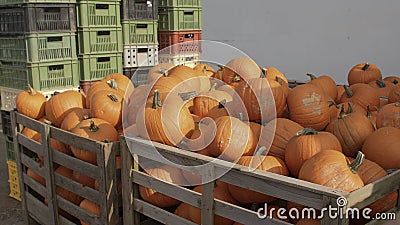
[202,0,400,84]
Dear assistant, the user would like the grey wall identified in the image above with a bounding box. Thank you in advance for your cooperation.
[202,0,400,84]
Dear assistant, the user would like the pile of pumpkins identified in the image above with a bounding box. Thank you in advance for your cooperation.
[15,57,400,225]
[15,74,130,225]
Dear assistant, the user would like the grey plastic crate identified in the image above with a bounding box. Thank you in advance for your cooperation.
[0,3,76,35]
[122,0,158,20]
[123,66,150,87]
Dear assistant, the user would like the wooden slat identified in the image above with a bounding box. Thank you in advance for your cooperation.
[23,173,47,198]
[52,150,99,180]
[54,173,101,205]
[133,170,202,207]
[103,142,120,225]
[121,138,135,225]
[16,113,45,133]
[201,166,215,225]
[25,192,51,225]
[50,127,101,153]
[56,195,101,225]
[133,199,198,225]
[59,216,77,225]
[347,170,400,209]
[21,154,43,175]
[17,133,43,156]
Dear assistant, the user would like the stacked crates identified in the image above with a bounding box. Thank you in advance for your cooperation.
[121,0,159,87]
[77,0,123,87]
[158,0,202,67]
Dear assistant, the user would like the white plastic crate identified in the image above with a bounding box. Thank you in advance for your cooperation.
[123,44,158,68]
[1,86,79,111]
[158,52,201,68]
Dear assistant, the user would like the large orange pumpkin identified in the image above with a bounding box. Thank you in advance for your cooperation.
[258,118,304,161]
[45,90,85,127]
[285,128,342,177]
[348,62,382,85]
[60,108,90,131]
[227,155,289,204]
[16,84,47,119]
[90,90,123,128]
[287,84,330,131]
[361,127,400,170]
[306,73,338,102]
[70,119,118,165]
[298,150,364,192]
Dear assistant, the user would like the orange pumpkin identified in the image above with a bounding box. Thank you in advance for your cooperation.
[376,102,400,129]
[54,166,83,205]
[340,84,380,112]
[60,108,90,131]
[192,84,233,119]
[147,63,175,83]
[16,84,47,119]
[90,91,124,128]
[222,58,261,87]
[306,73,338,102]
[368,80,395,97]
[348,62,382,85]
[79,199,100,225]
[101,73,132,94]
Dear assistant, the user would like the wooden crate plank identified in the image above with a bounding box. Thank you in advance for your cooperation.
[26,192,52,225]
[59,216,77,225]
[133,170,202,207]
[54,173,101,205]
[201,167,215,225]
[50,127,100,153]
[52,150,99,180]
[21,154,43,175]
[17,133,43,156]
[16,113,45,133]
[133,199,198,225]
[347,170,400,209]
[23,173,47,198]
[121,138,135,225]
[56,195,101,225]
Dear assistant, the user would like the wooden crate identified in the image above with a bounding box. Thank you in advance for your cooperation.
[11,111,121,225]
[121,136,400,225]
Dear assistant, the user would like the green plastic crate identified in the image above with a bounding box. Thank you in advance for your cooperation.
[5,136,15,162]
[0,0,76,6]
[77,0,121,28]
[122,20,158,45]
[0,59,79,91]
[0,33,77,63]
[159,0,201,8]
[79,53,123,81]
[158,7,202,31]
[78,27,122,55]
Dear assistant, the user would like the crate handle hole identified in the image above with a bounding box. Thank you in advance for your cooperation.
[97,31,110,36]
[96,4,109,10]
[137,24,148,29]
[47,36,63,42]
[97,57,111,63]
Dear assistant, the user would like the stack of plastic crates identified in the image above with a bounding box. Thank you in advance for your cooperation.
[157,0,202,68]
[0,2,80,111]
[121,0,158,87]
[77,0,123,91]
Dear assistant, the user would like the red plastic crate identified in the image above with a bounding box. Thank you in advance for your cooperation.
[158,30,201,54]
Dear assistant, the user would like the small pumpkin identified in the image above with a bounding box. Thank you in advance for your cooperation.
[192,84,233,119]
[298,150,365,192]
[285,128,342,177]
[227,155,289,204]
[258,118,304,161]
[16,84,47,119]
[222,57,261,87]
[60,108,90,131]
[348,62,382,85]
[85,80,123,107]
[325,106,374,157]
[205,116,255,161]
[306,73,338,101]
[340,84,380,111]
[70,119,118,165]
[90,91,123,128]
[79,199,100,225]
[362,127,400,170]
[45,90,85,127]
[287,84,331,131]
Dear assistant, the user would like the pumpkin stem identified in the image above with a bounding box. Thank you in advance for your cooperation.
[260,68,267,78]
[238,112,243,121]
[376,80,386,88]
[159,68,169,77]
[343,85,353,98]
[328,101,339,109]
[179,91,198,101]
[347,102,354,114]
[362,63,370,71]
[218,99,227,108]
[152,90,162,109]
[348,151,365,174]
[231,75,241,82]
[393,79,399,85]
[296,127,318,136]
[106,79,118,90]
[306,73,317,80]
[254,146,267,156]
[27,84,37,95]
[217,64,224,70]
[366,106,373,118]
[89,120,99,132]
[338,105,347,119]
[107,94,119,102]
[276,76,283,85]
